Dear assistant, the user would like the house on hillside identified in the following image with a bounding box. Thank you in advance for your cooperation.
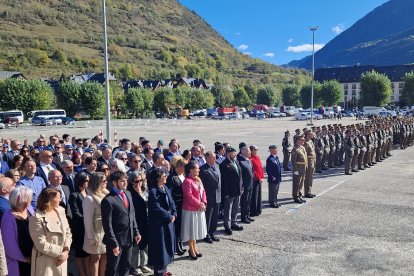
[67,72,117,85]
[174,77,208,89]
[0,71,26,80]
[315,64,414,107]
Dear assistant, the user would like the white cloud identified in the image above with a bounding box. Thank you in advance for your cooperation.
[238,44,249,51]
[286,43,325,53]
[264,52,275,58]
[287,38,294,43]
[235,32,242,36]
[243,52,252,56]
[332,24,345,35]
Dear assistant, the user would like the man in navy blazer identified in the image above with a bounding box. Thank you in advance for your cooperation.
[266,145,282,208]
[102,171,141,276]
[199,151,221,243]
[0,160,9,175]
[35,150,57,185]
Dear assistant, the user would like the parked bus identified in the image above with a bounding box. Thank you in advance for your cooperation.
[0,110,24,123]
[27,109,66,121]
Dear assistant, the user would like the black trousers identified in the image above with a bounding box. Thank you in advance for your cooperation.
[240,187,253,220]
[105,244,133,276]
[250,180,262,216]
[205,202,219,236]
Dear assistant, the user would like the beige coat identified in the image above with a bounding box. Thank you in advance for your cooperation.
[0,231,7,276]
[82,193,106,254]
[29,207,72,276]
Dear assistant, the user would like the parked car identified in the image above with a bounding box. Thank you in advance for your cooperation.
[49,116,63,125]
[59,117,75,125]
[0,123,5,129]
[269,111,286,118]
[295,112,311,121]
[212,114,229,120]
[32,117,53,126]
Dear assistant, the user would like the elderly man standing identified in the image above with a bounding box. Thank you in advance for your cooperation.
[238,146,254,224]
[61,160,76,193]
[220,147,243,235]
[191,146,205,167]
[17,159,46,209]
[48,170,71,216]
[199,151,221,243]
[35,150,57,184]
[266,145,282,208]
[0,176,15,221]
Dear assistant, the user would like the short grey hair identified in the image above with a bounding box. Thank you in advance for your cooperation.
[9,186,33,211]
[61,160,73,167]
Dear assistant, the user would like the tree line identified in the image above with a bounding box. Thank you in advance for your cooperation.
[1,71,414,120]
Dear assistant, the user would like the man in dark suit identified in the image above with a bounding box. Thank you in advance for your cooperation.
[48,170,71,218]
[36,150,57,185]
[61,160,76,193]
[219,147,243,235]
[141,148,154,172]
[3,140,21,167]
[0,177,14,221]
[102,171,141,276]
[199,151,221,243]
[0,160,9,175]
[237,146,254,223]
[52,143,65,171]
[266,145,282,208]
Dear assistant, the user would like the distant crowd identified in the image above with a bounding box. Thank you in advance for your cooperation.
[0,114,412,276]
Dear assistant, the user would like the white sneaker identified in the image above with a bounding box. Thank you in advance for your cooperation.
[140,266,152,273]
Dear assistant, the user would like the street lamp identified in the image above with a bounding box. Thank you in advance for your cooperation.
[102,0,111,144]
[309,26,319,126]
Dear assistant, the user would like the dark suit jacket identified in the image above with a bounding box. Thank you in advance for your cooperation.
[266,155,282,183]
[101,189,139,249]
[0,161,9,175]
[3,151,16,168]
[237,154,254,191]
[199,163,221,205]
[62,173,77,193]
[50,185,72,219]
[141,159,152,172]
[35,163,57,185]
[0,196,11,221]
[52,154,64,171]
[166,173,184,210]
[219,158,243,198]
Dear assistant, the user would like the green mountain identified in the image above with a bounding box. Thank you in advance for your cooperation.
[0,0,308,85]
[287,0,414,69]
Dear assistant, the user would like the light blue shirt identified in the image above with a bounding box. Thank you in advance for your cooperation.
[17,176,46,209]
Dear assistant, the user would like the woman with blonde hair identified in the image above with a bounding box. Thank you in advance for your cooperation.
[29,188,72,276]
[82,172,109,276]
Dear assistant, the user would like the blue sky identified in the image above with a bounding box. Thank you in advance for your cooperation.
[179,0,389,65]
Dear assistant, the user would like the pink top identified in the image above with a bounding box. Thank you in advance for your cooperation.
[181,176,207,211]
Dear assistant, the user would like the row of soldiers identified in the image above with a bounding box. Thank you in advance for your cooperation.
[282,116,414,202]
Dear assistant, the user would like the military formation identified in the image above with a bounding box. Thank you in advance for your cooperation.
[283,116,414,203]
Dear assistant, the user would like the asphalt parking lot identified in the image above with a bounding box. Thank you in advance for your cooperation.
[2,117,413,276]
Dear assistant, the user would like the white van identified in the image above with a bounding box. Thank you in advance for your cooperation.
[363,106,387,115]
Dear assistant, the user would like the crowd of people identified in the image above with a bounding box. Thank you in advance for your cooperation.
[0,115,412,276]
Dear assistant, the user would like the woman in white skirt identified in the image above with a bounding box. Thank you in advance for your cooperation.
[181,161,207,260]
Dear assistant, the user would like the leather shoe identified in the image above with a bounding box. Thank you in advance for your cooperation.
[304,194,315,198]
[293,199,303,204]
[224,228,233,235]
[241,218,251,224]
[203,236,213,244]
[247,216,255,222]
[345,172,353,175]
[210,235,220,242]
[300,198,307,203]
[351,169,358,172]
[269,202,279,208]
[231,225,244,231]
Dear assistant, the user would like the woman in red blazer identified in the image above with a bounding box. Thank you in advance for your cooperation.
[180,161,207,260]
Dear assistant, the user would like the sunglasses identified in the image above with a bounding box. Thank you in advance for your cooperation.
[120,158,128,160]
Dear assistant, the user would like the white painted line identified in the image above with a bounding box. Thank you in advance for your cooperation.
[286,180,346,214]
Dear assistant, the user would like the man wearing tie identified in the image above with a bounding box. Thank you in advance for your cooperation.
[48,170,71,218]
[199,151,221,243]
[237,145,254,224]
[220,147,243,235]
[36,150,57,184]
[266,145,282,208]
[61,160,77,193]
[102,171,141,276]
[191,146,205,167]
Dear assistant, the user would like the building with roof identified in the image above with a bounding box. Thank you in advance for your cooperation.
[0,71,26,80]
[315,64,414,107]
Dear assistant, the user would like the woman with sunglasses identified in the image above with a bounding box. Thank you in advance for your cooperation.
[127,171,152,276]
[82,172,109,276]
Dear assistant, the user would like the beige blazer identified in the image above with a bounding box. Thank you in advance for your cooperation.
[29,207,72,276]
[82,193,106,254]
[0,231,7,276]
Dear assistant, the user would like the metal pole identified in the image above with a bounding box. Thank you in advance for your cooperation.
[309,27,318,125]
[102,0,111,145]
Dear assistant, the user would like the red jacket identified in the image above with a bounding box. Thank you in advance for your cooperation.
[182,176,207,211]
[250,155,264,181]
